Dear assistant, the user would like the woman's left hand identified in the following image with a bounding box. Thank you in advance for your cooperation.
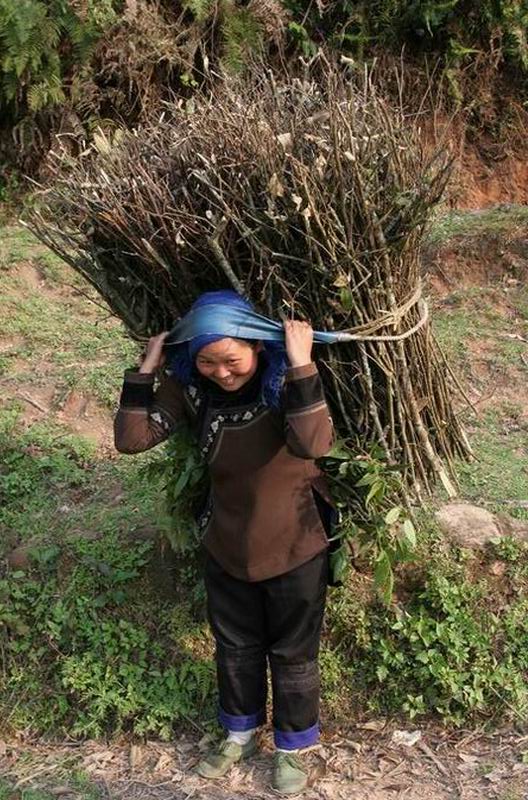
[284,319,314,368]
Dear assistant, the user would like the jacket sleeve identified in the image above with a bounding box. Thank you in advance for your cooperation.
[114,369,185,454]
[283,362,334,459]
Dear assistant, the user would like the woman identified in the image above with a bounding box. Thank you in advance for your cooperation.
[114,291,335,795]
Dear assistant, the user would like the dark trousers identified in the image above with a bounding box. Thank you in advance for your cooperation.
[204,551,328,750]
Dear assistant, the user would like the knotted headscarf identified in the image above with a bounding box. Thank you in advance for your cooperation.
[167,290,289,409]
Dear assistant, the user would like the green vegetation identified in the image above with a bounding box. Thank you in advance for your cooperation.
[285,1,528,75]
[431,265,528,520]
[0,0,118,117]
[0,223,214,740]
[458,410,528,520]
[0,767,103,799]
[0,406,215,740]
[0,785,61,800]
[326,539,528,723]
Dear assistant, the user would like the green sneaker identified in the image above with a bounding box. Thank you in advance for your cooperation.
[195,737,258,779]
[272,751,309,795]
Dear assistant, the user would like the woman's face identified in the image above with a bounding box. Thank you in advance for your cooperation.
[195,338,260,391]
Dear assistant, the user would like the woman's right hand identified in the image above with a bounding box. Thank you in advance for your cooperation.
[139,331,170,373]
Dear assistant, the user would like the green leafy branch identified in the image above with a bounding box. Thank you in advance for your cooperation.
[321,441,417,603]
[141,425,208,554]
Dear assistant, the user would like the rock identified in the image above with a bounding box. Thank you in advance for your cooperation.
[496,513,528,541]
[6,544,33,570]
[436,503,528,548]
[391,730,422,747]
[436,503,500,548]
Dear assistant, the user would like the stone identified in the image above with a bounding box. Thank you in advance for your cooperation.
[496,513,528,541]
[435,503,500,548]
[6,544,33,570]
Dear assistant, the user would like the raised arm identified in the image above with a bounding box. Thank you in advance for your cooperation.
[282,320,333,459]
[283,363,334,459]
[114,332,185,454]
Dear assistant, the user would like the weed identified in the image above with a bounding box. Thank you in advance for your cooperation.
[328,563,528,724]
[0,399,215,739]
[321,443,417,602]
[319,645,354,717]
[0,785,57,800]
[0,531,214,738]
[428,206,528,246]
[456,410,528,518]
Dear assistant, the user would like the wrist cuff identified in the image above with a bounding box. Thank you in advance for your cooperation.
[285,362,318,382]
[120,370,155,407]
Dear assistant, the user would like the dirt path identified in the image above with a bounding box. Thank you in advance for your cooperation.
[2,722,528,800]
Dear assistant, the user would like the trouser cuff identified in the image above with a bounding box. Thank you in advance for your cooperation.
[274,722,320,750]
[219,706,266,731]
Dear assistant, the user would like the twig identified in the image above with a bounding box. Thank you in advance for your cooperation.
[208,220,245,296]
[417,740,452,779]
[17,393,49,414]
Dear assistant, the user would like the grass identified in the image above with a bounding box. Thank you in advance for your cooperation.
[0,787,55,800]
[428,204,528,246]
[0,224,138,408]
[457,409,528,519]
[430,248,528,520]
[432,285,528,379]
[0,404,174,552]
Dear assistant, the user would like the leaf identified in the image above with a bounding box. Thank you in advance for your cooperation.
[374,549,393,604]
[356,472,377,487]
[340,287,354,311]
[395,537,413,562]
[268,172,285,198]
[333,272,350,288]
[277,132,292,151]
[170,466,192,499]
[385,506,401,525]
[329,545,349,583]
[93,128,112,155]
[403,519,417,547]
[326,441,350,460]
[366,479,384,506]
[291,193,303,210]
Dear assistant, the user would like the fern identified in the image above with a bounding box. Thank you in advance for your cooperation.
[183,0,215,24]
[220,0,264,73]
[0,0,112,116]
[27,75,65,111]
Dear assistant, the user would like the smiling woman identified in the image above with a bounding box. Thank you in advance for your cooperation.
[194,339,261,391]
[114,289,335,794]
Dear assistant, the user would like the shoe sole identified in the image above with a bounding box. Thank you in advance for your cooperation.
[270,786,308,796]
[195,748,258,780]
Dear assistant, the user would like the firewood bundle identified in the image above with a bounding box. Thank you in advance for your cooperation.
[29,65,471,498]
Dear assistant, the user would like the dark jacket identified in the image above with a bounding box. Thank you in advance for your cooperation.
[114,361,334,581]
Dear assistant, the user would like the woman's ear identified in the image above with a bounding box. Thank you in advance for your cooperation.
[255,341,264,353]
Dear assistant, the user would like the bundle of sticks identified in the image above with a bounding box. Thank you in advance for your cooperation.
[29,64,471,498]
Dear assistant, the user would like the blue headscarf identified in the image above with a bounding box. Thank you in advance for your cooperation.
[167,290,289,409]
